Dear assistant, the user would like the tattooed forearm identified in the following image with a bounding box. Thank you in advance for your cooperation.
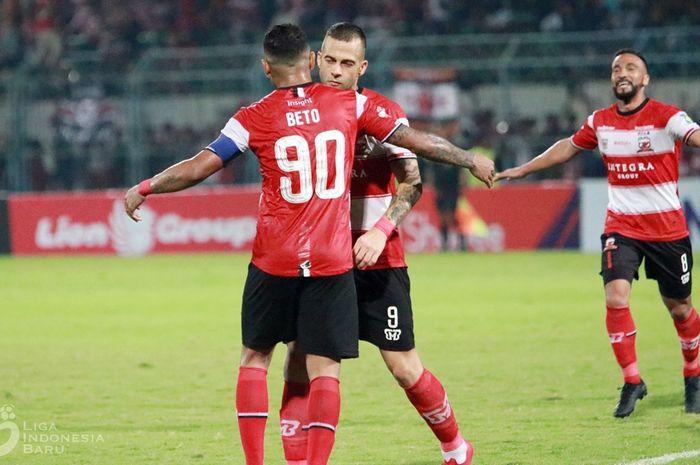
[387,125,475,169]
[384,158,422,227]
[385,182,422,226]
[424,133,475,168]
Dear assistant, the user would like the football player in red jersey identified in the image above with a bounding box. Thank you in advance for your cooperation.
[279,23,476,465]
[496,49,700,417]
[125,23,494,465]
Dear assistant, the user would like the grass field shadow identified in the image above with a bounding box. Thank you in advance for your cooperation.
[645,390,685,409]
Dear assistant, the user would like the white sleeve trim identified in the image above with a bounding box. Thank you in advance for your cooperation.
[221,117,250,152]
[666,111,700,142]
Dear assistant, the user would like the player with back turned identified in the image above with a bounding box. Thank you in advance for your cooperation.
[496,49,700,417]
[279,23,475,465]
[124,23,494,465]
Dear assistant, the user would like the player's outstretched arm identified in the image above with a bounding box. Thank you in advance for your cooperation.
[495,138,580,181]
[386,125,495,188]
[687,130,700,148]
[124,149,224,222]
[353,158,422,269]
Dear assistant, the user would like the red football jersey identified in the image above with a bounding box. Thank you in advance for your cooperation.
[571,98,699,241]
[220,83,400,277]
[351,88,416,270]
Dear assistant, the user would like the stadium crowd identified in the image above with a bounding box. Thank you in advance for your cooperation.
[1,0,698,72]
[1,0,700,193]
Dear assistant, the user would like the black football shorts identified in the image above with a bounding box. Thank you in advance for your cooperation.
[355,267,415,351]
[600,233,693,299]
[241,263,359,359]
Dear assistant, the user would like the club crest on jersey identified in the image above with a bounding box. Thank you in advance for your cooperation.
[637,134,653,152]
[384,329,402,341]
[298,260,312,277]
[376,105,389,118]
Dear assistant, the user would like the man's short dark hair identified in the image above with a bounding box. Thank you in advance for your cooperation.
[614,48,648,70]
[264,23,309,65]
[325,22,367,50]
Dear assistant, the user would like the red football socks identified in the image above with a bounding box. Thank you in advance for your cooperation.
[606,305,641,384]
[674,308,700,377]
[236,367,268,465]
[280,381,310,464]
[306,376,340,465]
[404,369,460,445]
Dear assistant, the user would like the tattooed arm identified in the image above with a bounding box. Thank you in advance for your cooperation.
[124,149,223,221]
[353,158,422,269]
[386,124,495,188]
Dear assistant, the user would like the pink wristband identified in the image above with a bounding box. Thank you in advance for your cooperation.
[137,178,153,196]
[374,217,395,237]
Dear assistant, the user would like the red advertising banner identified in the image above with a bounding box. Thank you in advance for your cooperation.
[463,183,579,250]
[8,187,261,256]
[403,183,579,252]
[7,183,578,256]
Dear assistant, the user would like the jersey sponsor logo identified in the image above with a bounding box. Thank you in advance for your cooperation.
[298,260,312,277]
[351,168,368,178]
[384,329,402,341]
[421,395,452,425]
[287,97,313,107]
[280,419,301,437]
[606,161,655,180]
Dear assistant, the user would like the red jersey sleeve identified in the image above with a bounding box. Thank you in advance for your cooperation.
[356,92,402,143]
[571,113,599,150]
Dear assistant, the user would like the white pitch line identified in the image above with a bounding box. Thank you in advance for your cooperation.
[616,449,700,465]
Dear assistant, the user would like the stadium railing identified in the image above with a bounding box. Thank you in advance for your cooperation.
[3,26,700,192]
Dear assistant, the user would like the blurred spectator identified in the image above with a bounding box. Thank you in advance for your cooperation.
[0,0,24,69]
[0,0,698,73]
[28,0,62,69]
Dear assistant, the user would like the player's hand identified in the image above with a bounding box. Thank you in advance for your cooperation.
[353,228,389,269]
[494,166,526,182]
[468,153,496,188]
[124,185,146,222]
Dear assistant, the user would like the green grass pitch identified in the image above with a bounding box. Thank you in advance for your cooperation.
[1,252,699,465]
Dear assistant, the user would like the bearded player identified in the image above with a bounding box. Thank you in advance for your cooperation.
[496,49,700,417]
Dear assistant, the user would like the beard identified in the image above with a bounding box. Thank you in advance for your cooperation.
[613,81,641,104]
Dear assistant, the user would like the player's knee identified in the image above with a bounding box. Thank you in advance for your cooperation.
[661,294,693,321]
[284,348,309,383]
[388,360,423,388]
[240,346,274,368]
[668,302,692,321]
